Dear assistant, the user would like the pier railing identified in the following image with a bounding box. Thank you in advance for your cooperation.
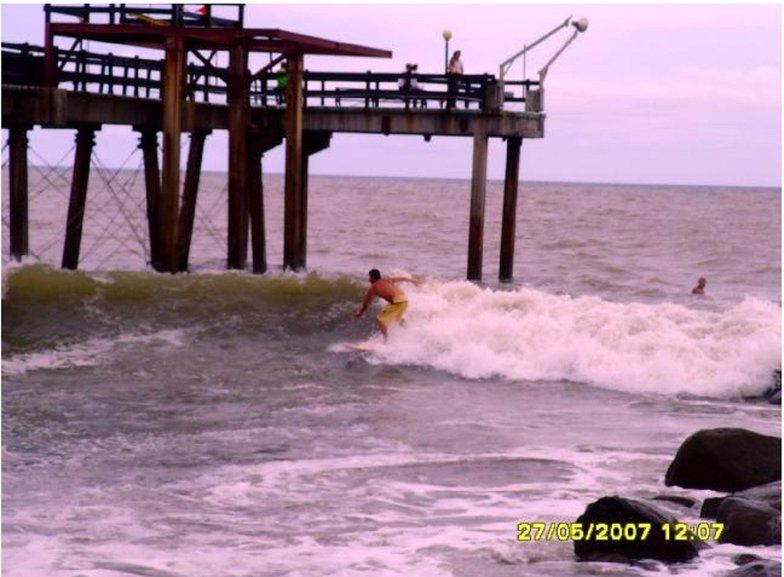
[44,3,245,29]
[1,42,539,112]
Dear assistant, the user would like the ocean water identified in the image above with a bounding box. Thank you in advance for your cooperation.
[1,170,781,577]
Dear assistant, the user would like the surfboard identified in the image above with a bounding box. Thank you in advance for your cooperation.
[344,341,376,352]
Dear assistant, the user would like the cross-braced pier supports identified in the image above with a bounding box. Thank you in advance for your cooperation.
[3,117,526,281]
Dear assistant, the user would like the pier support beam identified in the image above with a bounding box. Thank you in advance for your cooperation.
[176,130,210,272]
[160,36,185,273]
[247,134,266,274]
[138,129,162,270]
[227,41,250,270]
[499,136,522,283]
[246,131,285,274]
[467,128,488,281]
[7,126,30,261]
[293,130,332,269]
[283,53,306,271]
[62,125,97,270]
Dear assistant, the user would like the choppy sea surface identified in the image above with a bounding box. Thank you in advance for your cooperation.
[2,171,781,576]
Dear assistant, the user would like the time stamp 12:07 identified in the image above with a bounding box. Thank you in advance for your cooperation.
[517,521,725,542]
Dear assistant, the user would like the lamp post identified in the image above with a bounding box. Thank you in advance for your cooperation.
[442,29,452,73]
[498,16,588,81]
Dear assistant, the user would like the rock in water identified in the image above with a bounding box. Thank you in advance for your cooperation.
[573,496,700,563]
[665,428,781,492]
[726,560,782,577]
[701,481,781,519]
[717,497,781,546]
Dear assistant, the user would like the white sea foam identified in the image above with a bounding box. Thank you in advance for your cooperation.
[1,328,188,376]
[372,282,781,398]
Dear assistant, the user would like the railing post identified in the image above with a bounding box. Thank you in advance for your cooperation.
[122,56,129,96]
[365,70,371,109]
[134,57,141,98]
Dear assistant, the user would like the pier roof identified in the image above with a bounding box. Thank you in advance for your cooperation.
[44,4,391,58]
[46,23,393,58]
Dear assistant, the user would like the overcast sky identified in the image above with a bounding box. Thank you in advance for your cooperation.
[1,2,781,187]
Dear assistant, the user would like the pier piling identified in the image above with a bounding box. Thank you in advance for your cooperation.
[500,136,522,283]
[8,126,29,261]
[62,125,97,270]
[248,131,286,274]
[138,129,162,270]
[283,53,305,272]
[228,41,250,271]
[247,134,266,274]
[160,36,185,273]
[467,128,488,281]
[177,130,209,272]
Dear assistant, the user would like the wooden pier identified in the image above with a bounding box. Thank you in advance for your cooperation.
[1,4,547,282]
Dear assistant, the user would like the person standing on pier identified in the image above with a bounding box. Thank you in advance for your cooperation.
[399,63,423,107]
[398,63,414,91]
[447,50,464,109]
[275,61,288,104]
[449,50,464,75]
[354,269,421,339]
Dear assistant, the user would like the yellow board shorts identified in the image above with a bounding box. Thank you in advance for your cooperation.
[377,297,408,328]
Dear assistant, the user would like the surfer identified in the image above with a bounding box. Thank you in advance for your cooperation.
[354,269,421,339]
[692,277,706,295]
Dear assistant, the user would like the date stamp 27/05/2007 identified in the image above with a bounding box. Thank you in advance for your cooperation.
[516,521,725,543]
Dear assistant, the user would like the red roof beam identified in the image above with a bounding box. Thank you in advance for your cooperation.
[46,23,392,58]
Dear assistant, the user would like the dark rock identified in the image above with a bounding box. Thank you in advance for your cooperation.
[725,560,781,577]
[665,428,781,492]
[732,553,764,566]
[701,482,781,519]
[717,497,781,546]
[631,559,663,571]
[573,496,700,563]
[701,496,724,519]
[736,481,781,511]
